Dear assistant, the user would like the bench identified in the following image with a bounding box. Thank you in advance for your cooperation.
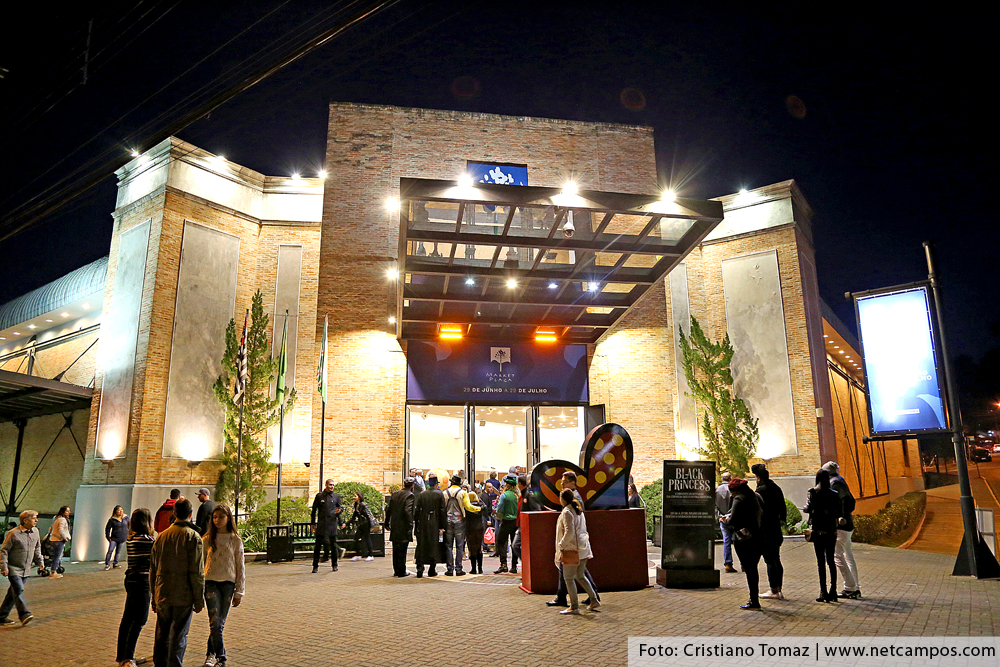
[267,522,385,562]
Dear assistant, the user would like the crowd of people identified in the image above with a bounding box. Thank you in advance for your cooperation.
[716,460,861,610]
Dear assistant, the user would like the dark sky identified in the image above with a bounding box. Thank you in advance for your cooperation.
[2,1,995,362]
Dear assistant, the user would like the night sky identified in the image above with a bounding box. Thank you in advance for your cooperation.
[2,2,995,403]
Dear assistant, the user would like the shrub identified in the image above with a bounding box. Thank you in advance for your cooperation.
[782,499,803,535]
[639,479,662,538]
[853,491,926,545]
[238,496,311,553]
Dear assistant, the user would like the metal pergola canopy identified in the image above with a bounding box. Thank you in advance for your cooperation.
[395,178,724,344]
[0,369,93,423]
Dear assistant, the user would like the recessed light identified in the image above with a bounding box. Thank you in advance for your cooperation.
[506,279,517,288]
[45,319,53,323]
[465,278,475,286]
[548,282,558,289]
[823,334,828,337]
[82,303,91,309]
[61,312,69,317]
[28,325,36,329]
[13,332,20,336]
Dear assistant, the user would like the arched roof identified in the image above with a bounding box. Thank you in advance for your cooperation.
[0,256,108,330]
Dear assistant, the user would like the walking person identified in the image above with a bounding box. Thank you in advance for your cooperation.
[386,478,416,577]
[414,473,446,578]
[547,471,600,608]
[442,474,480,576]
[149,499,205,667]
[554,489,600,615]
[804,469,843,603]
[751,463,786,600]
[105,505,130,571]
[48,505,72,578]
[465,492,487,574]
[823,461,861,599]
[347,492,375,562]
[195,488,216,537]
[716,472,737,573]
[0,510,44,627]
[311,479,344,573]
[725,478,764,610]
[492,474,519,574]
[202,505,245,667]
[116,508,156,667]
[154,490,181,534]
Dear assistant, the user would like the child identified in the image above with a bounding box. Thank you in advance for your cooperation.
[203,505,245,667]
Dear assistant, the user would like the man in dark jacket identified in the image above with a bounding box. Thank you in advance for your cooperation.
[751,463,786,600]
[311,479,343,573]
[194,488,216,536]
[413,473,446,578]
[823,461,860,598]
[149,499,204,667]
[386,478,416,577]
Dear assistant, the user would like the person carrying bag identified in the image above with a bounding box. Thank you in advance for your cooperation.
[554,489,600,615]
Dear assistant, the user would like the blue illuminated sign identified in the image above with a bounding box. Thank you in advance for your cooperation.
[467,162,528,186]
[856,287,948,435]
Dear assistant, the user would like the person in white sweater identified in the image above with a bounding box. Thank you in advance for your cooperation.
[554,489,601,615]
[48,506,72,578]
[202,505,245,667]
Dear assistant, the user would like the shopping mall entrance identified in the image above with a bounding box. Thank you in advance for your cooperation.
[405,403,605,483]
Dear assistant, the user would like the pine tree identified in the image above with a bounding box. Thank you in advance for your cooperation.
[213,290,297,514]
[678,316,759,477]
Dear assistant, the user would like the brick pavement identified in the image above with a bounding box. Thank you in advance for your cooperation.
[2,540,999,667]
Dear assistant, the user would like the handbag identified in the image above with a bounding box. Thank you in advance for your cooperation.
[365,504,379,529]
[561,550,580,565]
[734,527,753,543]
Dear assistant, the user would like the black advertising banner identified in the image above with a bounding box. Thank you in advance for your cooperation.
[405,340,588,404]
[660,460,716,570]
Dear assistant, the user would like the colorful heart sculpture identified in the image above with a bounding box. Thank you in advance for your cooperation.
[530,423,633,511]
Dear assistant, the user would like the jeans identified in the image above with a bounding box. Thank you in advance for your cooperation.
[719,520,735,566]
[563,559,598,609]
[50,540,65,572]
[153,604,194,667]
[511,528,522,568]
[734,539,762,603]
[106,539,125,567]
[0,575,29,621]
[555,562,600,603]
[834,529,859,591]
[813,531,837,594]
[760,530,784,591]
[313,532,339,569]
[117,575,150,662]
[391,541,409,576]
[205,580,236,660]
[444,517,466,573]
[494,519,517,566]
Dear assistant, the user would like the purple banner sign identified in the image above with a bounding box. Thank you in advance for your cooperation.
[406,340,588,404]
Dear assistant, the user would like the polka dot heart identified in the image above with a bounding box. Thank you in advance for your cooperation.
[530,423,633,510]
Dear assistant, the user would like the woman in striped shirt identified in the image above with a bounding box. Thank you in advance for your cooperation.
[116,508,156,667]
[203,504,245,667]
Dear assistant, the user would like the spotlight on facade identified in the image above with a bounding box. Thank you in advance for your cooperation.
[386,268,398,280]
[738,188,749,196]
[661,189,676,203]
[318,170,327,179]
[388,316,396,325]
[291,173,301,181]
[458,173,474,188]
[385,197,400,212]
[562,181,578,196]
[130,149,139,158]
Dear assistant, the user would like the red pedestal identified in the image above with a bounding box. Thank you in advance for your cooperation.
[519,508,650,595]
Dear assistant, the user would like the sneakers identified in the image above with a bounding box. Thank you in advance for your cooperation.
[760,590,783,599]
[509,566,518,574]
[113,564,121,568]
[724,564,737,573]
[104,564,111,571]
[351,556,362,562]
[20,614,33,625]
[332,565,338,572]
[493,565,508,574]
[0,618,15,626]
[364,556,374,562]
[546,599,568,608]
[740,601,761,610]
[839,589,861,599]
[588,601,602,612]
[311,567,319,573]
[559,608,581,615]
[118,661,138,667]
[204,654,218,667]
[49,573,63,579]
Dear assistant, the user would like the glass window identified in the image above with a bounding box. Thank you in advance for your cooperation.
[408,405,465,476]
[474,406,528,480]
[538,406,585,465]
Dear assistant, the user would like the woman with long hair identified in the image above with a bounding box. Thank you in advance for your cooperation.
[804,469,843,603]
[47,505,72,579]
[554,489,600,615]
[348,492,374,562]
[726,478,763,609]
[104,505,129,571]
[116,508,155,667]
[627,483,644,509]
[203,504,245,667]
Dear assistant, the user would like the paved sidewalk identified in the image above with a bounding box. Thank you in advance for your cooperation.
[2,539,999,667]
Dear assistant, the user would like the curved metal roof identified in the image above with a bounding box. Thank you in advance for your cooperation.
[0,256,108,330]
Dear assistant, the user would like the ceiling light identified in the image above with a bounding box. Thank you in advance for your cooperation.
[465,277,475,286]
[587,282,599,292]
[61,312,69,317]
[45,319,52,323]
[458,173,474,188]
[548,282,558,289]
[440,325,463,340]
[562,182,578,196]
[83,303,91,309]
[318,169,327,179]
[385,197,400,212]
[823,334,828,337]
[13,332,20,336]
[0,337,5,341]
[27,325,36,329]
[506,279,517,288]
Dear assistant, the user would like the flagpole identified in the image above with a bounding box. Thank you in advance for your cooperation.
[276,309,288,526]
[277,402,284,525]
[319,400,325,491]
[318,313,328,492]
[236,394,244,525]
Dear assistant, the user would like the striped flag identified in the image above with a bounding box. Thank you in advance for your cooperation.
[316,313,328,404]
[275,312,289,406]
[233,309,249,405]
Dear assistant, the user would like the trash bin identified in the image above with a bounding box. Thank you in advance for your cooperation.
[266,525,293,563]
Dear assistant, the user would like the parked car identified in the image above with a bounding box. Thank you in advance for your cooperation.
[971,447,992,463]
[992,444,1000,454]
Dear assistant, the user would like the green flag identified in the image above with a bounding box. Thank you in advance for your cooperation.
[316,313,328,403]
[276,313,289,406]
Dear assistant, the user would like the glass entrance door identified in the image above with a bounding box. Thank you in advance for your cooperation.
[472,406,529,484]
[406,405,466,480]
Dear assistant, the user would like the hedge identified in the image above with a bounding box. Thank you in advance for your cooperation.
[639,479,662,538]
[852,491,927,545]
[238,496,311,552]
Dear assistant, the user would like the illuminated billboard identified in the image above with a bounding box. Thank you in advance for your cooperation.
[855,286,948,436]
